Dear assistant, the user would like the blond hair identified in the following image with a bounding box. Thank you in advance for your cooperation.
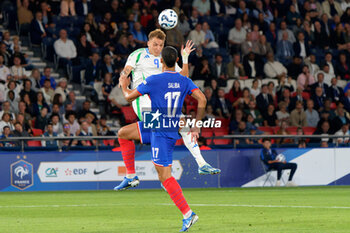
[148,29,166,41]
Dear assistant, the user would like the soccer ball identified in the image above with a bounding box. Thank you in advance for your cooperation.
[276,154,286,162]
[158,9,178,30]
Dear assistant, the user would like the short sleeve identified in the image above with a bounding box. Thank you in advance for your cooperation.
[175,63,182,73]
[136,77,153,95]
[125,49,143,68]
[186,78,199,95]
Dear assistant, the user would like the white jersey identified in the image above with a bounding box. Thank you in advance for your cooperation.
[125,48,181,89]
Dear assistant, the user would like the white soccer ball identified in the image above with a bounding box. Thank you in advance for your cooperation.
[158,9,178,30]
[276,154,286,162]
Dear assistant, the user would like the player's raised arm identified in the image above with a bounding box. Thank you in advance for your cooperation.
[118,65,133,87]
[119,75,141,102]
[179,40,195,77]
[190,88,207,142]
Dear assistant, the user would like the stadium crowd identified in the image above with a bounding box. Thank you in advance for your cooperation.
[1,0,350,147]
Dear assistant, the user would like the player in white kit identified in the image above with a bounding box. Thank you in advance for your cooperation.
[118,29,220,177]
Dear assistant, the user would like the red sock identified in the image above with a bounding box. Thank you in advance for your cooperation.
[163,177,191,215]
[118,138,135,175]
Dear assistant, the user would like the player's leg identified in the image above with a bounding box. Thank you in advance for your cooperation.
[179,118,221,175]
[114,122,151,191]
[152,135,198,232]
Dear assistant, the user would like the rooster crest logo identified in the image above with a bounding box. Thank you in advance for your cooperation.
[14,166,29,179]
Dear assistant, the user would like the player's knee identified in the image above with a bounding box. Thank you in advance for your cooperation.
[118,127,127,139]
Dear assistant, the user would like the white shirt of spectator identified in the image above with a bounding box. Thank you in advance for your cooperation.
[0,65,10,82]
[54,38,77,59]
[264,61,287,78]
[334,129,350,143]
[65,120,80,135]
[0,120,14,135]
[248,60,256,77]
[228,27,246,44]
[10,65,26,78]
[37,20,45,33]
[187,29,205,47]
[83,3,88,15]
[341,1,350,11]
[109,86,129,106]
[326,61,335,75]
[250,87,260,98]
[299,41,306,58]
[216,63,222,78]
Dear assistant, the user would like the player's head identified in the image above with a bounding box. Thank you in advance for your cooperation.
[147,29,166,56]
[161,46,178,69]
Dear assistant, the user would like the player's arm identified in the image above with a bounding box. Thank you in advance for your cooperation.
[179,40,195,77]
[190,89,207,142]
[119,75,141,102]
[118,65,133,87]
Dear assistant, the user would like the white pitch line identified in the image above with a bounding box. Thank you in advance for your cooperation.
[0,203,350,210]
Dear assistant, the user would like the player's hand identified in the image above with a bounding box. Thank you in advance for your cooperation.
[119,75,130,88]
[118,72,129,88]
[181,40,196,57]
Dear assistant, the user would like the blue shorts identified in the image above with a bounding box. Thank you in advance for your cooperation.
[137,121,177,167]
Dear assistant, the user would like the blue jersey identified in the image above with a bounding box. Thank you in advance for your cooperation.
[137,71,198,139]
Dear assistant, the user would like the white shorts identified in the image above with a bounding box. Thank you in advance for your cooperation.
[132,94,152,121]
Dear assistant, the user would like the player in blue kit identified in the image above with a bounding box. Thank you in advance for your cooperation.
[119,46,206,232]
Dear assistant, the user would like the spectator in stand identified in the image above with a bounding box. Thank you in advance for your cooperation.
[34,107,49,131]
[286,4,301,26]
[85,113,97,136]
[241,32,259,56]
[297,65,315,91]
[77,101,97,121]
[59,123,77,147]
[256,84,274,117]
[52,94,65,115]
[334,123,350,144]
[276,101,290,124]
[246,125,264,144]
[226,80,242,104]
[60,0,76,17]
[203,87,217,108]
[10,56,27,82]
[322,0,343,18]
[21,93,34,117]
[276,32,295,65]
[0,126,14,147]
[234,121,249,145]
[0,55,11,83]
[40,67,57,89]
[278,21,296,43]
[250,79,261,98]
[131,22,147,47]
[243,52,264,79]
[0,101,16,120]
[192,57,213,84]
[40,79,54,105]
[227,54,246,79]
[102,73,114,111]
[312,120,331,143]
[0,43,11,67]
[257,35,273,58]
[16,0,33,35]
[276,76,294,101]
[17,101,32,126]
[265,22,277,49]
[311,21,330,51]
[312,86,326,112]
[29,68,41,92]
[253,0,273,24]
[76,34,93,66]
[0,113,14,135]
[287,56,303,79]
[6,91,19,114]
[204,105,217,120]
[193,0,210,16]
[276,120,293,144]
[202,22,218,49]
[30,11,50,46]
[12,122,30,146]
[228,18,247,53]
[233,88,254,110]
[187,23,205,48]
[51,113,63,135]
[101,54,118,81]
[85,53,101,84]
[54,78,68,103]
[332,103,350,133]
[310,72,329,97]
[53,29,77,71]
[65,91,80,112]
[94,23,110,48]
[328,78,344,102]
[166,27,184,52]
[177,14,191,38]
[244,100,264,126]
[65,111,80,135]
[305,99,320,127]
[293,32,310,60]
[214,89,231,118]
[97,116,115,136]
[211,54,227,87]
[5,80,20,102]
[336,53,350,79]
[33,92,50,117]
[321,64,335,86]
[229,109,244,132]
[75,0,92,17]
[41,122,58,147]
[264,52,288,79]
[290,101,307,127]
[264,104,279,126]
[322,52,336,77]
[304,54,320,77]
[78,121,97,146]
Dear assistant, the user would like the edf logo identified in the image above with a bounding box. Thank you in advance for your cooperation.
[73,168,87,175]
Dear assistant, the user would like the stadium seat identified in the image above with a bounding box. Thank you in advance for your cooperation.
[225,79,235,93]
[201,128,213,145]
[186,105,197,114]
[330,102,337,110]
[175,138,184,145]
[287,126,298,135]
[303,127,316,135]
[258,126,274,135]
[32,129,43,136]
[27,141,42,147]
[121,106,138,123]
[272,126,280,134]
[213,130,231,145]
[262,78,278,86]
[103,140,115,146]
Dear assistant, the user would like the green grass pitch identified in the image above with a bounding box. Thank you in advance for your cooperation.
[1,186,350,233]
